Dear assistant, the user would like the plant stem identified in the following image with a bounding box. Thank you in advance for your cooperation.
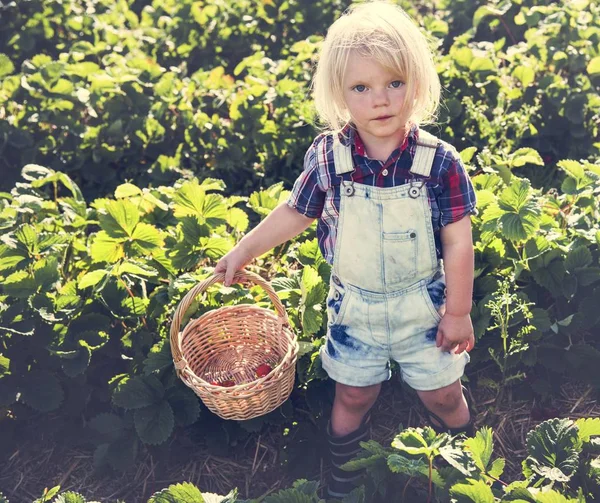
[402,476,413,502]
[427,458,432,503]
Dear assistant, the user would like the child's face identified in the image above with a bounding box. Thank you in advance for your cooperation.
[342,51,409,148]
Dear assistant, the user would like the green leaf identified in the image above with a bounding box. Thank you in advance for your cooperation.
[460,147,478,164]
[439,444,477,476]
[200,237,232,260]
[262,488,317,503]
[0,355,9,376]
[300,266,326,334]
[392,428,435,456]
[14,224,38,254]
[0,54,15,78]
[131,223,163,251]
[534,490,580,503]
[112,375,164,410]
[166,387,201,427]
[21,370,64,412]
[78,330,109,350]
[90,232,125,263]
[248,183,290,218]
[226,207,249,233]
[387,454,429,476]
[512,66,535,88]
[3,270,37,298]
[0,247,28,271]
[450,479,495,502]
[36,485,61,503]
[143,340,174,375]
[558,160,586,181]
[575,418,600,442]
[89,413,126,443]
[470,58,495,73]
[181,216,210,245]
[115,183,143,199]
[34,256,60,290]
[464,427,494,472]
[488,457,505,479]
[453,48,474,69]
[524,418,581,483]
[61,345,91,377]
[531,259,565,297]
[496,180,541,241]
[565,345,600,387]
[113,261,158,279]
[565,246,592,273]
[473,1,511,27]
[98,200,140,239]
[78,269,108,289]
[134,401,175,445]
[148,482,205,503]
[341,486,365,503]
[172,180,227,225]
[588,56,600,76]
[54,492,87,503]
[511,148,543,167]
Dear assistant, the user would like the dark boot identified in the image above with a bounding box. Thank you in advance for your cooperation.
[326,414,371,499]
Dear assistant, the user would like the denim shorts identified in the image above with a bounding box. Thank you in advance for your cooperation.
[320,274,470,391]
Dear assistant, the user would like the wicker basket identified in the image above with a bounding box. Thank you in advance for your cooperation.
[170,269,299,420]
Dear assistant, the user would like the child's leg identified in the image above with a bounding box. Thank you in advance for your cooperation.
[331,382,381,435]
[327,382,381,499]
[416,379,473,435]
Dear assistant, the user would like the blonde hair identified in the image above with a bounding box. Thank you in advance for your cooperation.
[312,1,441,133]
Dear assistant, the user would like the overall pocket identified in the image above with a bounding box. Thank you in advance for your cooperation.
[382,229,417,287]
[326,276,352,326]
[422,275,446,324]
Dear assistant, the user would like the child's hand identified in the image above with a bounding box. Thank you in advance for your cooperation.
[436,313,475,354]
[214,244,254,287]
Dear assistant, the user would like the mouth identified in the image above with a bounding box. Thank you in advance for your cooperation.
[374,115,393,121]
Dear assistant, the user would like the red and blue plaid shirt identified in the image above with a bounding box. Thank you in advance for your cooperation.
[286,123,477,265]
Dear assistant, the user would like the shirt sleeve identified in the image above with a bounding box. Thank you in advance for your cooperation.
[438,152,478,227]
[286,137,326,219]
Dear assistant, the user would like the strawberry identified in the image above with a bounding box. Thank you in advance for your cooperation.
[209,379,235,387]
[255,364,272,378]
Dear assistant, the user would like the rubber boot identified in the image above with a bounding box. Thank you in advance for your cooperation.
[326,413,371,499]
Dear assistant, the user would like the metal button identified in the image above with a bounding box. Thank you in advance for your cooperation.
[409,186,420,198]
[332,275,341,286]
[382,169,389,176]
[343,184,355,196]
[333,291,341,301]
[410,232,416,239]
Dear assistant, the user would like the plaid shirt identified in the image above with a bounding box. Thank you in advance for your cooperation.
[287,124,477,265]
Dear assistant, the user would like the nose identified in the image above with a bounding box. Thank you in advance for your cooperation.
[372,88,389,107]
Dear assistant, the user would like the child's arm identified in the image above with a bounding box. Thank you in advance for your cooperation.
[437,215,475,354]
[215,203,315,286]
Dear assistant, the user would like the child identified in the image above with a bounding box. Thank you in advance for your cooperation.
[215,1,477,498]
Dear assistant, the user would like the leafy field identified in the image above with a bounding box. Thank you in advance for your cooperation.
[0,0,599,501]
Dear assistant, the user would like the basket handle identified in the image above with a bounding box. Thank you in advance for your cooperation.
[170,269,290,371]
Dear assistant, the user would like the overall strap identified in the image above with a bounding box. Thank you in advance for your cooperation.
[410,130,439,178]
[332,134,354,176]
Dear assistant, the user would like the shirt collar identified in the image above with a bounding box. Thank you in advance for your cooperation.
[338,122,419,159]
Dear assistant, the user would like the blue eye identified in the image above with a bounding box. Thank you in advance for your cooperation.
[353,85,367,93]
[390,80,403,88]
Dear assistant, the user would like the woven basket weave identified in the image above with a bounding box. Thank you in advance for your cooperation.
[170,269,298,420]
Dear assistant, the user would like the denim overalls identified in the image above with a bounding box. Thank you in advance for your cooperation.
[320,131,469,391]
